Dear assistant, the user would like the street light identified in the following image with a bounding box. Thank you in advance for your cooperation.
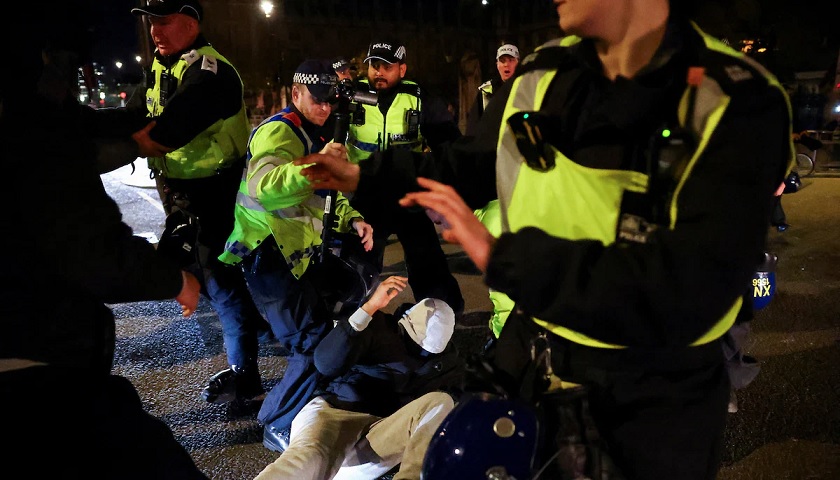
[260,1,274,18]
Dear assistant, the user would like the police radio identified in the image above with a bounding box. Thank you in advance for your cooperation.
[617,67,703,244]
[405,109,421,139]
[158,71,178,107]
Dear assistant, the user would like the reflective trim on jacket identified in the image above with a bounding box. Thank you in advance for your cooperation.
[219,107,362,278]
[146,46,251,179]
[495,24,791,349]
[478,80,493,111]
[347,80,423,163]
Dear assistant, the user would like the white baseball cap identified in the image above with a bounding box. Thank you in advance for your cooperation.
[496,44,520,60]
[397,298,455,354]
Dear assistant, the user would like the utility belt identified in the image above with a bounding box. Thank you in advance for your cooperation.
[160,156,246,199]
[485,307,724,394]
[466,307,724,479]
[240,236,291,276]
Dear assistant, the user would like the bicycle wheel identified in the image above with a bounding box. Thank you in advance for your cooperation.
[795,152,815,177]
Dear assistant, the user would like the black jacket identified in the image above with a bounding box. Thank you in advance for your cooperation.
[465,77,503,137]
[313,307,465,417]
[2,69,184,371]
[356,17,790,367]
[88,34,243,152]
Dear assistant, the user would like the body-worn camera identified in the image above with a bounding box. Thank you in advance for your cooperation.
[405,109,421,139]
[158,71,179,107]
[507,111,555,172]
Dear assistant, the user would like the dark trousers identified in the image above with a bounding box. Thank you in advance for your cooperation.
[771,195,787,227]
[492,313,729,480]
[346,205,464,314]
[241,242,331,428]
[164,165,271,371]
[1,367,209,480]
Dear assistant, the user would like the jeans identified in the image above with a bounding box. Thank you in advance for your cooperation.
[203,258,268,369]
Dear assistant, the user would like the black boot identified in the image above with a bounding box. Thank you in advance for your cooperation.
[201,364,264,404]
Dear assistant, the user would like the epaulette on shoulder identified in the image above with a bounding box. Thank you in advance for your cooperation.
[694,53,783,106]
[517,37,581,77]
[690,24,778,96]
[182,49,218,74]
[397,81,421,98]
[181,49,202,66]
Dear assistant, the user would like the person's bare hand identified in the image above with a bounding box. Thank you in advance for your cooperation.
[294,145,360,192]
[362,276,408,314]
[774,181,786,197]
[176,270,201,317]
[399,177,495,272]
[131,121,173,158]
[353,219,374,252]
[319,141,347,158]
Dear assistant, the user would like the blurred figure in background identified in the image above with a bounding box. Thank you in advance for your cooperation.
[465,43,520,136]
[332,56,357,82]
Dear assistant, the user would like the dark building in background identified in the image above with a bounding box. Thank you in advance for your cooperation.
[124,0,838,131]
[135,0,559,131]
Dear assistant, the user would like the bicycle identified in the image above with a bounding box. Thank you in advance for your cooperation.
[793,132,824,177]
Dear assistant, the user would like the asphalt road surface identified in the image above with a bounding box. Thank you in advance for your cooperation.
[102,162,840,480]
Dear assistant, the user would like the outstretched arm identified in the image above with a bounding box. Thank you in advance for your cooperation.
[399,178,495,272]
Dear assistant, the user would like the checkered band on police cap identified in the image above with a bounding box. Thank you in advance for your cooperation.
[331,57,350,72]
[293,72,322,85]
[293,59,337,102]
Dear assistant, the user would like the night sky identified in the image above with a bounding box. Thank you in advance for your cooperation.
[89,0,140,67]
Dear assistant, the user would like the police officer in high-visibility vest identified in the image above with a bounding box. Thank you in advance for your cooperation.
[218,59,374,452]
[465,44,520,137]
[344,38,465,315]
[297,1,794,477]
[126,0,271,405]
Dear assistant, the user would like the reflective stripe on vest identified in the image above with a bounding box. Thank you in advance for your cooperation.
[223,108,327,273]
[146,46,250,179]
[347,80,423,163]
[497,31,750,349]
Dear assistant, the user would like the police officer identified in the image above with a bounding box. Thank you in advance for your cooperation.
[331,56,357,82]
[345,38,465,315]
[465,43,520,136]
[218,59,373,451]
[126,0,271,405]
[298,0,794,477]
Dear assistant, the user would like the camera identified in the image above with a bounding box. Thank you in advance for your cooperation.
[332,78,378,107]
[329,79,378,126]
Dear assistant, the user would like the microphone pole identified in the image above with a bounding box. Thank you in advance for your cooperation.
[318,96,351,263]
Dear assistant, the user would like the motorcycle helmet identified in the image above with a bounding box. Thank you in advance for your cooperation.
[422,392,539,480]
